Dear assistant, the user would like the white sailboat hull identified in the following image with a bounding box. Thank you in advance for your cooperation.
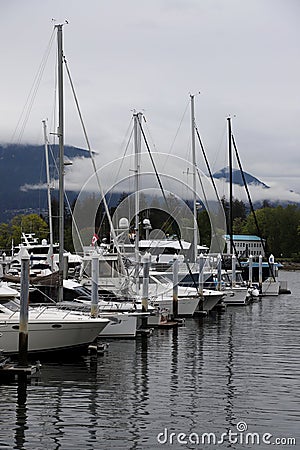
[99,313,137,338]
[151,296,199,316]
[202,291,224,312]
[262,278,280,296]
[0,309,109,354]
[222,287,250,306]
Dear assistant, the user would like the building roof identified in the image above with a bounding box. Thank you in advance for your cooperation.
[224,234,264,242]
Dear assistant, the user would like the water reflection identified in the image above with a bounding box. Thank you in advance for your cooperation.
[225,314,236,430]
[87,372,98,446]
[15,378,28,449]
[170,326,178,395]
[1,271,299,449]
[140,335,149,406]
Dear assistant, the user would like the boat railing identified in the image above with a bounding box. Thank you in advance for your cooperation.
[33,304,86,320]
[8,310,19,319]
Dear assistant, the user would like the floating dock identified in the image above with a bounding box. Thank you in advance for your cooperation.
[0,359,41,381]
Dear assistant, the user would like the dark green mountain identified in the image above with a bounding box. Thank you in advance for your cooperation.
[213,166,269,188]
[0,143,90,222]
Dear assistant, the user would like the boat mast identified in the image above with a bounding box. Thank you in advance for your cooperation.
[190,94,198,262]
[42,120,54,271]
[133,111,142,291]
[56,24,64,301]
[227,116,233,255]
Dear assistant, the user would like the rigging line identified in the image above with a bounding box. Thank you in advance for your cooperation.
[231,133,275,280]
[135,123,176,237]
[63,56,119,244]
[137,115,200,293]
[96,122,134,238]
[63,57,127,274]
[11,29,56,144]
[160,99,190,175]
[195,163,229,260]
[102,119,134,219]
[211,123,227,173]
[50,50,58,146]
[19,32,56,143]
[47,141,84,251]
[136,114,167,204]
[194,124,233,267]
[144,118,158,153]
[195,125,221,203]
[167,99,190,158]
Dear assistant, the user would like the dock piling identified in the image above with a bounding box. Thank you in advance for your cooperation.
[91,255,99,318]
[259,254,263,293]
[172,255,179,318]
[217,254,222,291]
[141,252,151,313]
[231,254,236,288]
[249,254,253,287]
[198,253,204,296]
[18,251,30,368]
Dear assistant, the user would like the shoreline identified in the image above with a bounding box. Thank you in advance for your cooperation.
[279,262,300,271]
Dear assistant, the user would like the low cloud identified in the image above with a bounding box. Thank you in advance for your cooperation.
[21,151,300,208]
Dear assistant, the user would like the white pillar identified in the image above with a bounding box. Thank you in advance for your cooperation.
[172,255,179,318]
[231,254,236,288]
[91,255,99,318]
[258,254,263,291]
[19,250,30,367]
[249,254,253,287]
[141,252,151,312]
[198,253,205,296]
[217,254,222,291]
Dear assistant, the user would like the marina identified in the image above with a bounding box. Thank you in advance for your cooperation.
[0,270,298,449]
[0,7,299,449]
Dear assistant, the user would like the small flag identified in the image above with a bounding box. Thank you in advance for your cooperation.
[91,233,99,246]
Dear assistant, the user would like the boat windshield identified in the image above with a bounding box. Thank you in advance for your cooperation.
[149,275,170,285]
[73,285,91,297]
[0,298,20,312]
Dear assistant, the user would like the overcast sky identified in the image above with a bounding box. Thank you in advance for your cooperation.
[1,0,300,201]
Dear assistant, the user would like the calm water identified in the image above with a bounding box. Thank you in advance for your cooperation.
[0,271,299,449]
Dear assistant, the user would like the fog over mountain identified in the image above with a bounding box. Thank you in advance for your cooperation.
[212,167,269,189]
[1,144,300,222]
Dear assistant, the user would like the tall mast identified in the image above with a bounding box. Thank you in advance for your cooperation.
[227,116,233,255]
[190,94,198,262]
[42,120,54,271]
[133,111,142,291]
[56,24,64,301]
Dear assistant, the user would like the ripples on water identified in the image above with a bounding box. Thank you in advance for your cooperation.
[0,271,299,449]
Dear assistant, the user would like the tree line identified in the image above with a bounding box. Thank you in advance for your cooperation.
[1,196,300,261]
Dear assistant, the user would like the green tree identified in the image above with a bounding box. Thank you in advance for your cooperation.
[10,214,49,244]
[0,223,11,251]
[197,210,211,247]
[233,217,246,234]
[232,198,247,220]
[242,205,300,258]
[220,196,247,233]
